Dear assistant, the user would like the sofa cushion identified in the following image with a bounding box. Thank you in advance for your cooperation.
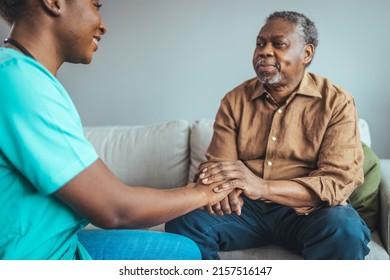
[349,142,381,231]
[358,119,371,147]
[188,119,214,182]
[84,120,190,189]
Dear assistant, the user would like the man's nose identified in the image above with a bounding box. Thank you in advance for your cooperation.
[257,43,274,58]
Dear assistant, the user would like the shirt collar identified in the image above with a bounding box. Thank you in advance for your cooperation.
[249,71,322,101]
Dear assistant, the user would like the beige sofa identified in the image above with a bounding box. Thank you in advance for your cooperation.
[82,119,390,260]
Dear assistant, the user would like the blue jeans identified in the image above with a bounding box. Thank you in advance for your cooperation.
[77,229,201,260]
[165,198,370,260]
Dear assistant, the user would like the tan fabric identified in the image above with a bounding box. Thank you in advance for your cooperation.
[204,72,364,214]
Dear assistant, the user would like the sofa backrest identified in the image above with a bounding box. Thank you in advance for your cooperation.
[188,119,214,183]
[358,119,371,147]
[84,120,190,188]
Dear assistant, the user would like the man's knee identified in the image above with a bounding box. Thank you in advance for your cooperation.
[318,205,369,237]
[303,205,370,259]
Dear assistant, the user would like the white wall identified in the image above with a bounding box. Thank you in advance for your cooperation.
[1,0,389,158]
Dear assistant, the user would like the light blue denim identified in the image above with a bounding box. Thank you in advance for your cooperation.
[77,229,201,260]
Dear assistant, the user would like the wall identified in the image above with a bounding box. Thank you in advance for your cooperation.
[1,0,389,158]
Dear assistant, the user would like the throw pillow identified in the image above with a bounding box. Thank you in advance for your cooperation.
[349,142,381,231]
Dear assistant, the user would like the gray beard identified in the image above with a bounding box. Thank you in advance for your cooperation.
[257,70,283,85]
[255,61,283,85]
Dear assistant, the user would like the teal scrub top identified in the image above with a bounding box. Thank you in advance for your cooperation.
[0,48,99,259]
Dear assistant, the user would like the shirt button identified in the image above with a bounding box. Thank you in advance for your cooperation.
[266,94,270,99]
[278,109,283,114]
[267,161,273,166]
[271,136,277,141]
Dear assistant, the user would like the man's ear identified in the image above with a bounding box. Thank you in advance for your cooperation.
[40,0,62,17]
[303,44,315,65]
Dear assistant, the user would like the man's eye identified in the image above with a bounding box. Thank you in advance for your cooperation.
[256,42,265,48]
[274,42,286,48]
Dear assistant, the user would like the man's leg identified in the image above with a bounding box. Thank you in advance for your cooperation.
[273,204,371,259]
[77,229,201,260]
[165,199,273,260]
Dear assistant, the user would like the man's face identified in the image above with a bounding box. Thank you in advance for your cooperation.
[253,18,311,87]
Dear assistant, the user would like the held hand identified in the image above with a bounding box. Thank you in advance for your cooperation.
[205,189,244,216]
[193,179,234,208]
[199,161,266,201]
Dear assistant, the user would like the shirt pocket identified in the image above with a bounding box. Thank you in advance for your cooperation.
[237,132,265,161]
[292,120,325,161]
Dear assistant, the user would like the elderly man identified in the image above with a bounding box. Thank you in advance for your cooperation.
[166,11,370,260]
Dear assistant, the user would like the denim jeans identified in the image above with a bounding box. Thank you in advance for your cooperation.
[77,229,201,260]
[165,198,371,260]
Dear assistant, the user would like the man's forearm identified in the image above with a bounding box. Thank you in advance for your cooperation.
[261,179,323,208]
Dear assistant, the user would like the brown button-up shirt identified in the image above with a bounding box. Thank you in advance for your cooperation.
[204,72,364,214]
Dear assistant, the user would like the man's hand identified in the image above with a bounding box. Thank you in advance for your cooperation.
[197,160,324,210]
[199,161,266,201]
[192,179,235,209]
[204,189,244,216]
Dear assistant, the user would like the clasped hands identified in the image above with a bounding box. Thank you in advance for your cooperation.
[196,160,265,216]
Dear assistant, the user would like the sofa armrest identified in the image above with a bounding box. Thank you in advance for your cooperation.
[379,159,390,254]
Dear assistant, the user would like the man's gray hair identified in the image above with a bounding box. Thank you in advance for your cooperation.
[266,11,319,47]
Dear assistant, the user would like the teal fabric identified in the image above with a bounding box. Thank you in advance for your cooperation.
[349,142,381,231]
[0,48,98,259]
